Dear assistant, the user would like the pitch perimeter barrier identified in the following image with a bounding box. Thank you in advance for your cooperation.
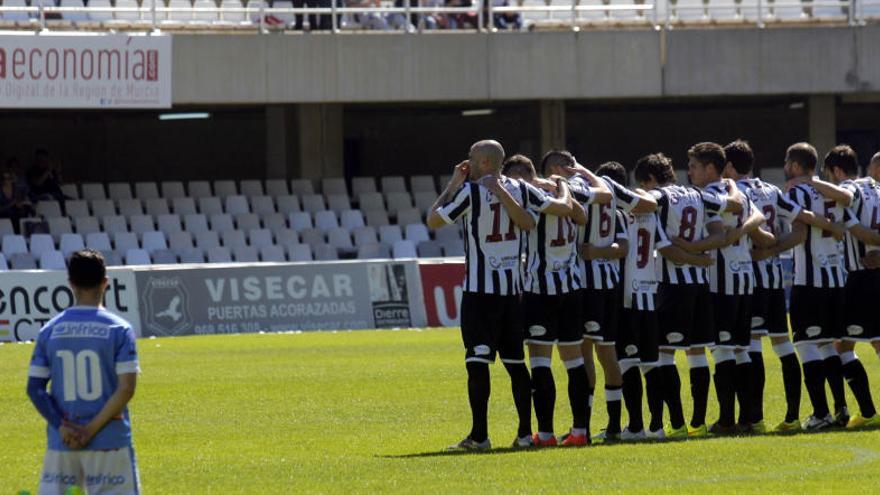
[0,256,793,342]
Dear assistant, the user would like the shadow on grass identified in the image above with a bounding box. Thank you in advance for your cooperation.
[379,424,880,459]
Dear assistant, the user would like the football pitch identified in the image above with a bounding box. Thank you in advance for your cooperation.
[2,329,880,494]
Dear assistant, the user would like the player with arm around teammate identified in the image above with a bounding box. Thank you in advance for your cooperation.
[27,249,141,495]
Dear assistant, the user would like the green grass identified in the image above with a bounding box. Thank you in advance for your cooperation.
[2,329,880,493]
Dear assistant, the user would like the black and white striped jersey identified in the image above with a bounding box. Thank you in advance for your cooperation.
[737,177,802,290]
[788,183,850,288]
[652,184,727,285]
[437,176,550,296]
[841,178,880,273]
[572,176,641,290]
[621,212,672,310]
[524,184,594,295]
[705,181,755,295]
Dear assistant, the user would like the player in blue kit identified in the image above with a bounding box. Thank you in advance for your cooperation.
[27,249,141,495]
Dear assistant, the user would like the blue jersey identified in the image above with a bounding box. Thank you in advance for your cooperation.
[28,306,139,451]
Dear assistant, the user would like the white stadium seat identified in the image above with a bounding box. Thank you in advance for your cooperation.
[75,217,101,236]
[327,228,354,250]
[392,240,417,259]
[314,244,339,261]
[233,246,259,263]
[207,246,233,263]
[189,181,213,199]
[410,175,436,194]
[379,225,403,245]
[130,215,156,236]
[102,216,129,235]
[251,196,276,216]
[386,192,413,217]
[249,229,274,249]
[114,232,140,253]
[125,248,152,266]
[302,194,327,214]
[119,199,144,218]
[199,197,224,216]
[357,243,389,260]
[171,197,197,216]
[210,214,236,234]
[29,234,56,259]
[0,219,15,237]
[91,200,117,218]
[235,213,261,232]
[322,178,348,196]
[314,210,339,232]
[142,231,168,253]
[290,179,315,196]
[40,250,67,270]
[351,177,377,196]
[300,229,325,248]
[276,195,301,215]
[358,192,385,212]
[263,213,288,234]
[61,184,79,200]
[405,223,431,243]
[275,228,298,247]
[0,253,8,270]
[169,231,195,253]
[48,218,74,240]
[442,240,464,257]
[82,183,107,200]
[417,240,443,258]
[184,214,210,234]
[266,179,289,197]
[241,180,265,197]
[60,0,89,22]
[108,182,133,200]
[59,234,85,257]
[65,200,90,218]
[10,253,37,270]
[36,201,63,218]
[381,176,407,193]
[288,243,313,262]
[152,250,179,265]
[162,181,186,199]
[146,198,171,216]
[157,214,184,234]
[435,224,461,242]
[289,212,313,232]
[352,226,378,247]
[196,231,221,250]
[260,245,286,262]
[413,192,436,214]
[397,208,422,227]
[327,194,352,214]
[85,233,113,252]
[340,210,365,231]
[135,182,161,200]
[214,180,238,198]
[193,0,219,22]
[221,230,248,250]
[179,248,206,264]
[365,210,390,227]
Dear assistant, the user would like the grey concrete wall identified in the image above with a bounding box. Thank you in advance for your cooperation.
[171,26,880,105]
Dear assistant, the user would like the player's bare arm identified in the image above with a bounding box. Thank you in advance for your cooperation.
[671,221,728,253]
[752,220,808,261]
[480,175,536,231]
[799,176,854,206]
[629,190,658,214]
[578,239,628,261]
[657,244,714,267]
[795,210,846,240]
[847,223,880,246]
[725,208,768,247]
[721,178,745,213]
[427,161,469,229]
[566,163,613,204]
[542,178,574,217]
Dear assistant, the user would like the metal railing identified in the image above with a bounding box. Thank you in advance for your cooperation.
[0,0,876,33]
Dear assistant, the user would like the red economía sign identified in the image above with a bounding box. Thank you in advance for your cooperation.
[419,262,464,328]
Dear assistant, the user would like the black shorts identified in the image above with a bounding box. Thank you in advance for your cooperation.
[460,292,525,364]
[617,307,660,365]
[581,288,620,345]
[524,292,583,346]
[843,269,880,342]
[657,283,714,349]
[713,293,752,349]
[789,285,846,344]
[751,287,789,337]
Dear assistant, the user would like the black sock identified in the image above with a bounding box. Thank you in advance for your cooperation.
[749,352,765,424]
[622,367,644,432]
[645,368,664,432]
[842,358,877,418]
[566,365,589,430]
[824,355,847,414]
[735,360,753,427]
[504,362,533,438]
[803,360,830,418]
[662,364,686,429]
[690,366,710,428]
[714,361,736,427]
[466,362,490,442]
[531,366,556,434]
[606,385,622,434]
[780,353,802,422]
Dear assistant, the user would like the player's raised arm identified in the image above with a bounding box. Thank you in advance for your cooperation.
[530,177,573,217]
[721,178,744,213]
[427,161,470,230]
[567,163,613,204]
[480,175,536,231]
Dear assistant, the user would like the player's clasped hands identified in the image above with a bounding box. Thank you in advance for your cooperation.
[59,420,93,450]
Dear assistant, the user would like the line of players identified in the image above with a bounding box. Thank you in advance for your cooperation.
[427,138,880,450]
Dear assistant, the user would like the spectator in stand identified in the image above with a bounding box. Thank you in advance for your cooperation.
[26,149,66,203]
[488,0,522,29]
[0,166,35,231]
[420,0,451,29]
[347,0,391,29]
[292,0,333,30]
[447,0,477,28]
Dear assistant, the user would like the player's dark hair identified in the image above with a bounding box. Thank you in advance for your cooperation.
[785,142,818,171]
[724,139,754,175]
[540,150,575,175]
[502,154,537,180]
[688,142,726,174]
[823,144,859,177]
[634,153,675,185]
[596,161,628,186]
[68,249,106,289]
